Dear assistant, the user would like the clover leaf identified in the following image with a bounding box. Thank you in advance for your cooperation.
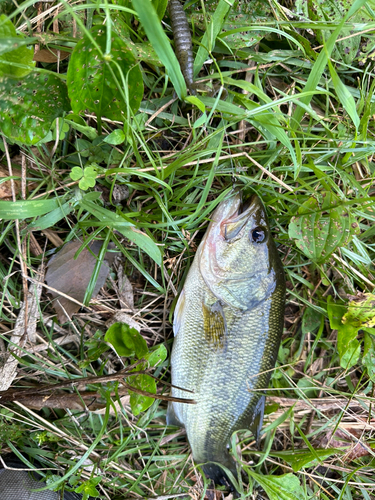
[70,165,98,190]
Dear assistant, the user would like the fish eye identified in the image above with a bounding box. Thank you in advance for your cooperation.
[250,227,266,244]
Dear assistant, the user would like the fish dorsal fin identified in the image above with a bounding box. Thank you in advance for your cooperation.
[173,289,186,336]
[202,300,227,348]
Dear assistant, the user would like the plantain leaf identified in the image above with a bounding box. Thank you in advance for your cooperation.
[0,15,35,77]
[247,471,306,500]
[67,25,143,121]
[288,192,360,263]
[0,72,70,144]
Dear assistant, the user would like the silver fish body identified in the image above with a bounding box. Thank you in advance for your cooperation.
[167,192,286,487]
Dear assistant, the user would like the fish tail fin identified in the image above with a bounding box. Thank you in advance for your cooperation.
[201,458,239,494]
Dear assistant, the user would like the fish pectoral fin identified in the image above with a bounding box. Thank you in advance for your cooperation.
[202,300,227,348]
[166,402,184,427]
[248,395,265,447]
[173,289,186,337]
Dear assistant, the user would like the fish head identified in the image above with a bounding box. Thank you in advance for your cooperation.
[198,192,283,310]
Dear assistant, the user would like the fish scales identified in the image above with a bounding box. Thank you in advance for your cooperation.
[167,192,286,489]
[169,0,195,91]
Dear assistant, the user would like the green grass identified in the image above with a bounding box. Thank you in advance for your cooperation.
[0,0,375,498]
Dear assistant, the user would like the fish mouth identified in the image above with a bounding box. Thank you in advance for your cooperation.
[238,193,257,215]
[222,193,264,241]
[237,193,264,217]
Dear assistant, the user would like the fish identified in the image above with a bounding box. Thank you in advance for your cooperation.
[168,0,195,94]
[167,191,286,490]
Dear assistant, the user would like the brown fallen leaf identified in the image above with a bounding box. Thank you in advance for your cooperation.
[33,48,70,63]
[0,368,195,405]
[0,163,39,199]
[0,266,44,391]
[313,428,371,462]
[106,312,141,332]
[116,264,134,310]
[45,239,117,323]
[15,391,104,411]
[0,164,21,199]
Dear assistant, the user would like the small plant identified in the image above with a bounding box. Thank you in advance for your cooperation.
[104,322,167,415]
[70,164,99,190]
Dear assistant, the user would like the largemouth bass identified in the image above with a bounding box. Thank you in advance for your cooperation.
[167,192,286,489]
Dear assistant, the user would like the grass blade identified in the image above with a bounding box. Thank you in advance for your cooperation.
[132,0,186,99]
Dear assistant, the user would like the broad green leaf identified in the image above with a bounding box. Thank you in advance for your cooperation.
[144,344,167,367]
[128,374,156,415]
[70,167,84,181]
[0,15,35,77]
[71,166,98,190]
[297,378,317,398]
[193,112,208,129]
[328,60,359,130]
[132,0,186,99]
[103,129,126,145]
[247,471,306,500]
[327,297,361,369]
[0,198,64,220]
[126,344,167,415]
[363,333,375,380]
[0,72,70,145]
[67,25,143,121]
[0,36,36,56]
[337,322,361,369]
[75,477,101,497]
[288,192,360,263]
[271,448,339,472]
[302,306,322,334]
[342,293,375,328]
[327,295,347,330]
[104,322,148,358]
